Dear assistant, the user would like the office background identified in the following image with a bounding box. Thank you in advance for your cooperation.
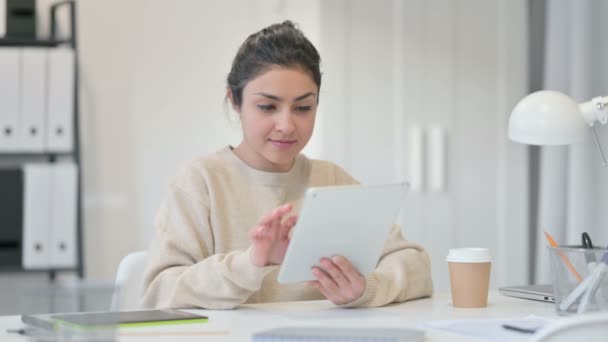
[0,0,606,315]
[531,0,608,285]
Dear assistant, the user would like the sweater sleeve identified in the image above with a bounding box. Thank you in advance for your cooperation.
[140,184,277,310]
[338,224,434,308]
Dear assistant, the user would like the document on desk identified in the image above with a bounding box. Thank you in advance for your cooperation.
[253,327,424,342]
[422,315,554,342]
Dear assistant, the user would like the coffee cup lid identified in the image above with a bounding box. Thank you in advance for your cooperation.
[446,248,492,263]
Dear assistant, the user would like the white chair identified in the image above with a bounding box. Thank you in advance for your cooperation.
[531,312,608,342]
[111,251,148,311]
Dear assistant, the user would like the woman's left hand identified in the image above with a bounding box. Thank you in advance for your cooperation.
[308,255,366,305]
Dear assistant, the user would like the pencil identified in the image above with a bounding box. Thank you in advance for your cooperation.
[544,231,583,283]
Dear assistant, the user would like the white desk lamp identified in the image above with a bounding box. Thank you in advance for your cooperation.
[508,90,608,165]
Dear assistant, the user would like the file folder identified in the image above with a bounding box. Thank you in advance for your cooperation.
[22,164,52,269]
[19,48,47,152]
[46,48,74,152]
[6,0,36,38]
[0,48,21,152]
[49,163,77,268]
[0,1,5,37]
[0,168,24,268]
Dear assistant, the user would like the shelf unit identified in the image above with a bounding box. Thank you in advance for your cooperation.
[0,1,82,279]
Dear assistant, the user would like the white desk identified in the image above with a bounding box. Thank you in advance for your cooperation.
[0,291,558,341]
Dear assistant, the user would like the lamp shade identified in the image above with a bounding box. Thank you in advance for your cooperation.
[508,90,588,145]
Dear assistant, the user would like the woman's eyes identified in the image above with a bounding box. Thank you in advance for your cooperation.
[256,104,313,113]
[257,104,276,112]
[295,106,312,112]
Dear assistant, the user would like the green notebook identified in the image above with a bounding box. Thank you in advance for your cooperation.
[23,309,208,330]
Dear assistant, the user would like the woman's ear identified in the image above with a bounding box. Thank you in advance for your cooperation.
[226,89,240,114]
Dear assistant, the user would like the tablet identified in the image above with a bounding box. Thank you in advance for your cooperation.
[277,183,408,283]
[22,309,208,330]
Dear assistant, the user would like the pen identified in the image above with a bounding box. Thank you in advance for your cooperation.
[559,269,597,312]
[6,328,30,335]
[575,252,608,314]
[501,324,538,334]
[544,231,583,283]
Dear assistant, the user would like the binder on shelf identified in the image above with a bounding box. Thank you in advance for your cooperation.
[0,168,24,268]
[18,47,47,152]
[49,162,77,268]
[0,0,5,37]
[0,48,20,152]
[46,47,74,152]
[6,0,36,38]
[22,164,52,269]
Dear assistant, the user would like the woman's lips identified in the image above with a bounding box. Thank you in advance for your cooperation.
[269,139,296,148]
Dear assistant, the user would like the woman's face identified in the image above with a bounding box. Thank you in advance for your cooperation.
[233,66,317,172]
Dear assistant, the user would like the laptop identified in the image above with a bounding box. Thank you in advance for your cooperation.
[498,284,555,303]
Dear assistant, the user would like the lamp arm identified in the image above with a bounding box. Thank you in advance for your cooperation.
[590,126,607,167]
[579,96,608,126]
[579,96,608,167]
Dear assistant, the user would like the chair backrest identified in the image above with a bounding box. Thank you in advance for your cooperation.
[111,250,148,311]
[531,312,608,342]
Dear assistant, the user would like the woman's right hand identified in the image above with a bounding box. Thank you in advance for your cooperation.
[249,203,298,267]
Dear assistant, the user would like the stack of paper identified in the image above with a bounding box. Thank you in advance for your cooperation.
[422,316,554,342]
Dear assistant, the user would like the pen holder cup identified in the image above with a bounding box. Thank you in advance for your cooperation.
[548,246,608,316]
[16,281,120,341]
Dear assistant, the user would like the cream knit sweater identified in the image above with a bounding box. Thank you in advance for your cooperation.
[141,147,433,309]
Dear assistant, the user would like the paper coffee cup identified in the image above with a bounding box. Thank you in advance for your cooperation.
[446,248,492,308]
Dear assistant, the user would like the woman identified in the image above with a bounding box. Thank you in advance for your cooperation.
[141,21,433,309]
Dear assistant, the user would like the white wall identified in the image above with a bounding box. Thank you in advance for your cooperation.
[78,0,322,281]
[316,0,529,290]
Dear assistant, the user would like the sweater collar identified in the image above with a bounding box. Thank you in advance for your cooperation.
[221,146,308,186]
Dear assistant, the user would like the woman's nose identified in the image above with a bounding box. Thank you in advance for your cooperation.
[275,111,295,133]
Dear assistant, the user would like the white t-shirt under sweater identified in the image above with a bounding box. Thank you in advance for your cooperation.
[141,146,433,309]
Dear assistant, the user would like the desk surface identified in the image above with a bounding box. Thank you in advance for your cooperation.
[0,291,558,341]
